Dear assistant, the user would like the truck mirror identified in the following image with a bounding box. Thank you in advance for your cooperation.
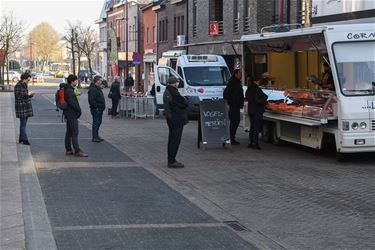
[178,80,184,88]
[156,86,161,92]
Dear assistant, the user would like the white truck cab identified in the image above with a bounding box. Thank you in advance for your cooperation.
[154,54,231,116]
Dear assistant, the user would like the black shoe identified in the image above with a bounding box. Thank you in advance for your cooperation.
[168,161,184,168]
[22,140,30,145]
[98,137,104,141]
[254,145,261,150]
[231,140,240,146]
[247,143,253,149]
[92,138,101,143]
[18,139,23,143]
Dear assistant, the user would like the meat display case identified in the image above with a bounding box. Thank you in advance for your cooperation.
[261,88,338,124]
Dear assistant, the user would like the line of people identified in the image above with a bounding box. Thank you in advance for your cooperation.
[224,67,268,150]
[14,73,108,158]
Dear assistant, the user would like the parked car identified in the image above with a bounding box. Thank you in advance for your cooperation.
[3,70,21,83]
[31,72,44,83]
[54,71,69,78]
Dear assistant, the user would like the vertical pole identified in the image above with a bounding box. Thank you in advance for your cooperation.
[71,29,76,76]
[125,0,129,88]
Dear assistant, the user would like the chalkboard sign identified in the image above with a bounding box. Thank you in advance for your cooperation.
[198,99,230,147]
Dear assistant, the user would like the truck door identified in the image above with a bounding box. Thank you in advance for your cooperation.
[154,65,184,106]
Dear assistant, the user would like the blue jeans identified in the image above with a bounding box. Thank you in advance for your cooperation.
[91,109,103,139]
[19,117,28,141]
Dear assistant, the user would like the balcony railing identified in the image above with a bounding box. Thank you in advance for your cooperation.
[193,24,197,37]
[218,21,224,35]
[244,17,251,33]
[233,18,239,33]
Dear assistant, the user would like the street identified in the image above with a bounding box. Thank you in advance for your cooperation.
[1,85,374,249]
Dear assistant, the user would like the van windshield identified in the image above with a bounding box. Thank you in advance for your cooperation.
[184,67,230,86]
[333,41,375,96]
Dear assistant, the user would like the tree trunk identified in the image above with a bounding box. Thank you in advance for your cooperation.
[88,55,93,83]
[6,55,9,85]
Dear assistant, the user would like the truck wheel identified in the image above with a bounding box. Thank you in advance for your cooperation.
[336,152,350,162]
[271,124,281,145]
[262,122,272,143]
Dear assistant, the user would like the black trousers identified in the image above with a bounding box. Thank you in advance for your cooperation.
[65,118,80,152]
[167,120,184,164]
[249,113,263,146]
[111,98,119,116]
[229,107,241,140]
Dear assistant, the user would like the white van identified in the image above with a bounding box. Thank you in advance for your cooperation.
[154,54,231,116]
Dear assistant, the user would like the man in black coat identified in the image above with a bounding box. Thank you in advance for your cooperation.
[110,76,121,118]
[64,75,88,157]
[245,77,268,150]
[223,68,244,145]
[88,75,106,142]
[163,76,188,168]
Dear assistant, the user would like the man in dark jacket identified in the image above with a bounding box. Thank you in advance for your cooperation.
[64,75,88,157]
[124,74,134,92]
[14,73,34,145]
[245,77,268,150]
[110,76,121,118]
[223,68,244,145]
[163,76,188,168]
[88,75,106,142]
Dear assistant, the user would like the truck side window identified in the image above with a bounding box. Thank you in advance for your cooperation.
[177,67,184,79]
[157,67,170,86]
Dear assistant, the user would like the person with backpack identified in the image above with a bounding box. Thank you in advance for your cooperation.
[63,75,88,157]
[14,73,34,145]
[88,75,106,142]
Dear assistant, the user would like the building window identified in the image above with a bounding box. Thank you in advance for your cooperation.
[193,0,197,37]
[233,0,239,33]
[146,27,149,44]
[243,0,251,32]
[133,24,136,41]
[181,16,184,35]
[274,0,290,24]
[159,19,168,42]
[209,0,223,35]
[174,16,177,39]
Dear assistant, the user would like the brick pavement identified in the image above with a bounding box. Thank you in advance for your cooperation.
[72,87,375,249]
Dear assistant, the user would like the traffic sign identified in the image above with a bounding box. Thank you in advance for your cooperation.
[132,52,142,63]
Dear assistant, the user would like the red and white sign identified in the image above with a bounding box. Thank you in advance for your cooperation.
[209,21,219,36]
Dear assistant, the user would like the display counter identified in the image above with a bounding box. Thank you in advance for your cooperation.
[262,88,337,124]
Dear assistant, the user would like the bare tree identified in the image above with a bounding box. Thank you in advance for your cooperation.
[0,12,24,86]
[76,25,96,82]
[29,22,59,72]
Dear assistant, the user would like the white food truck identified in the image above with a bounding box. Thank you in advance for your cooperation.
[154,54,231,116]
[240,23,375,161]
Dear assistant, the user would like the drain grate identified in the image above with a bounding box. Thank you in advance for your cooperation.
[223,221,249,232]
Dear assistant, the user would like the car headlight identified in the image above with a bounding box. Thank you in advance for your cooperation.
[351,122,359,130]
[360,122,367,129]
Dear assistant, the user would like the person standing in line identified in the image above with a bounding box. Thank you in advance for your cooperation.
[245,77,268,150]
[88,75,106,143]
[14,73,34,145]
[109,76,121,118]
[150,83,159,116]
[223,67,244,145]
[64,75,88,157]
[124,74,134,92]
[163,76,188,168]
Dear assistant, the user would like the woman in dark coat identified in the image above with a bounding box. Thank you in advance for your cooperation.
[109,76,122,118]
[245,77,268,150]
[14,73,34,145]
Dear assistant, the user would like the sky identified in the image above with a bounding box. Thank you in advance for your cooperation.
[1,0,104,35]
